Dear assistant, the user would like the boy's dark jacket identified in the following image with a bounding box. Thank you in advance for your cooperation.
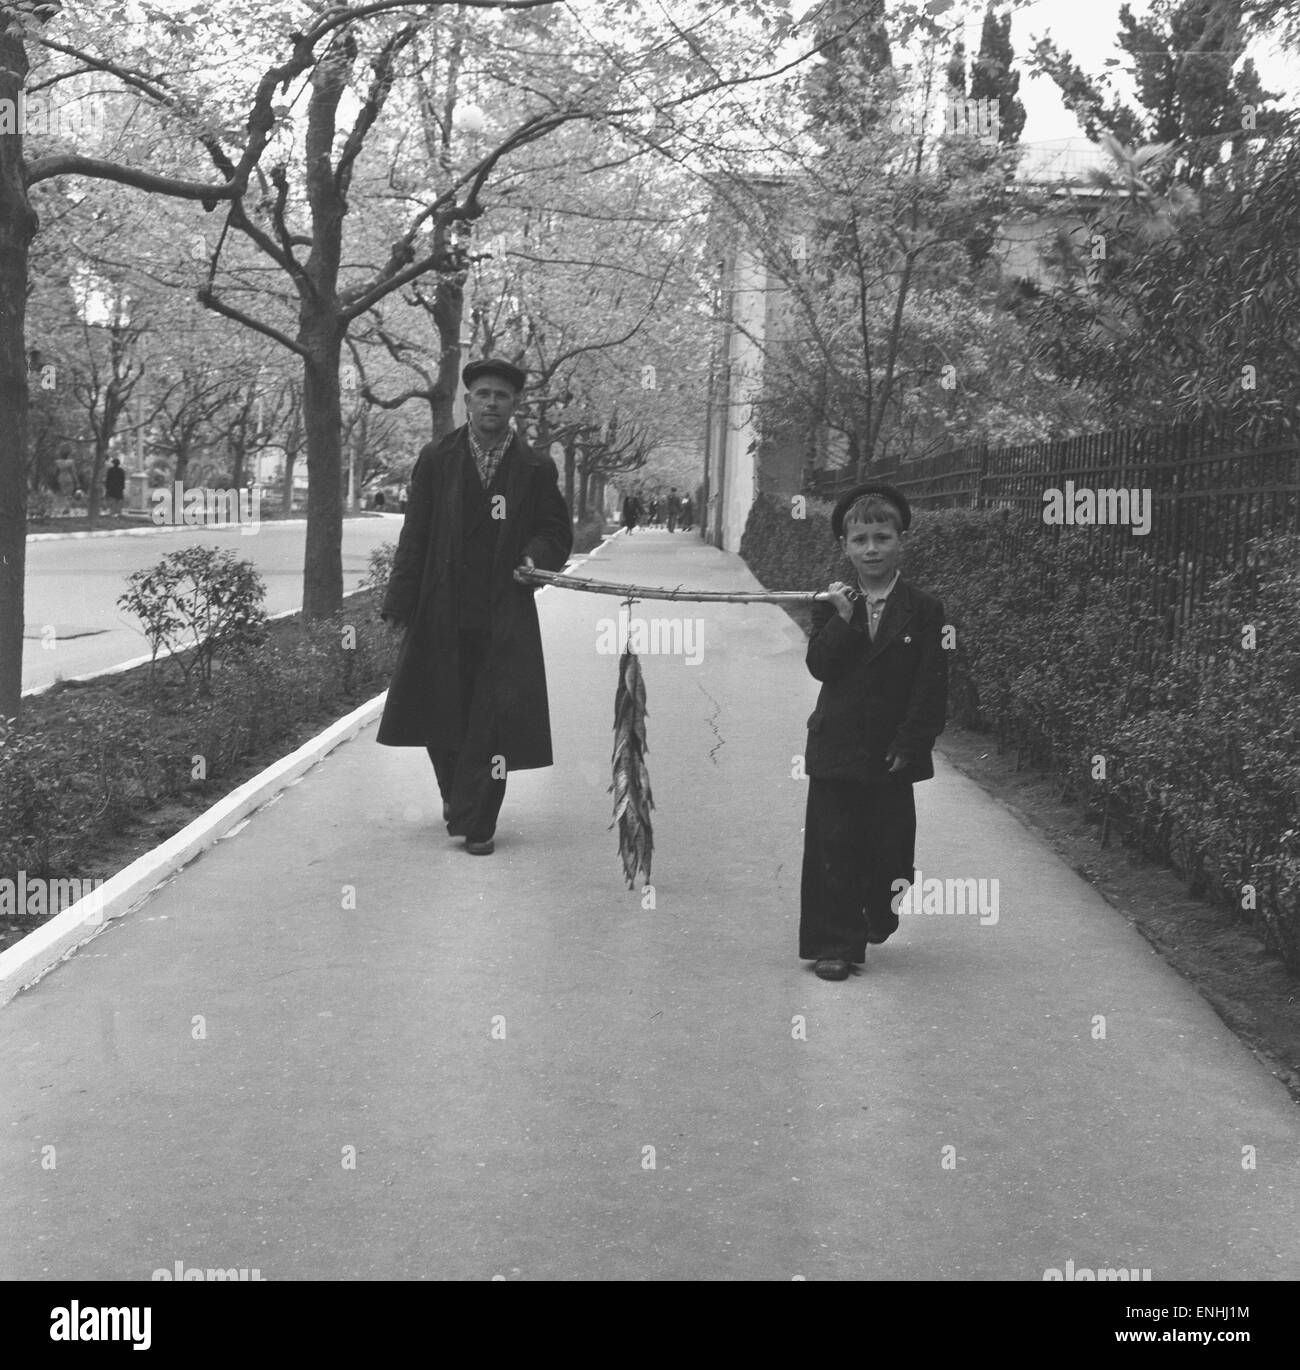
[805,578,948,784]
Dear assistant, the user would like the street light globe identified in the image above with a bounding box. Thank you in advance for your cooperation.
[453,104,486,136]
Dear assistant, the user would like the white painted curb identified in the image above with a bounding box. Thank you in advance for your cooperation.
[0,689,387,1008]
[27,514,399,542]
[27,518,311,542]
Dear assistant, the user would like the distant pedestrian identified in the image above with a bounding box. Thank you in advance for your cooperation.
[666,486,679,532]
[646,497,658,528]
[54,450,77,516]
[372,491,386,510]
[800,484,948,981]
[680,494,694,531]
[621,492,642,533]
[104,457,126,516]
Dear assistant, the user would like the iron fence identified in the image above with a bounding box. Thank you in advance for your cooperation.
[807,415,1300,644]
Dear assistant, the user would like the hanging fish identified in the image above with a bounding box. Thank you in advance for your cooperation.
[513,565,843,891]
[610,645,654,889]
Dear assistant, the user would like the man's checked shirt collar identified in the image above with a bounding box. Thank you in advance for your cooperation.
[467,424,512,487]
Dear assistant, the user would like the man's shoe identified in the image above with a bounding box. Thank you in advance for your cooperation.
[813,958,851,980]
[866,913,899,945]
[465,837,495,856]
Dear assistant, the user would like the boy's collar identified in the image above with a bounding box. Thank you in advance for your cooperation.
[856,569,901,601]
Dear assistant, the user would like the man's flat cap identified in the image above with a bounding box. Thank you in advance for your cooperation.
[830,482,912,538]
[463,357,527,393]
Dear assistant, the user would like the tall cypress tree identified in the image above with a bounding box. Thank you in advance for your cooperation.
[970,2,1026,145]
[947,38,967,99]
[802,0,894,138]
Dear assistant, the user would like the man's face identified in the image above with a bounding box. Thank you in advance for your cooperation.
[841,517,903,585]
[466,376,519,439]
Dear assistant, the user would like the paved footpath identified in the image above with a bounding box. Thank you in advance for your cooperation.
[2,531,1297,1281]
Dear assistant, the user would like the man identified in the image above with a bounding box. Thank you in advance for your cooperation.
[376,358,572,855]
[665,486,678,532]
[104,457,126,516]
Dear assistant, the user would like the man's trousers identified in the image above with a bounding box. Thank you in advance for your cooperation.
[799,776,916,964]
[426,628,507,842]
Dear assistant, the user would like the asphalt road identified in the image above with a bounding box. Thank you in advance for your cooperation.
[21,517,403,695]
[1,530,1297,1280]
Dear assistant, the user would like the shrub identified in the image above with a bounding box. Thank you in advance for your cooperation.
[362,540,397,594]
[118,545,268,691]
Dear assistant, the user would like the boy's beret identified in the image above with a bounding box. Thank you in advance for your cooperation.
[463,357,527,393]
[831,483,912,538]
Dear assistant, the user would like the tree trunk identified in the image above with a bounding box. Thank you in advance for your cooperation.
[347,405,367,513]
[0,18,38,720]
[577,466,590,520]
[88,428,110,525]
[174,438,192,490]
[849,429,866,483]
[281,448,296,514]
[230,430,247,489]
[301,334,345,617]
[280,393,302,515]
[429,261,463,441]
[563,436,578,514]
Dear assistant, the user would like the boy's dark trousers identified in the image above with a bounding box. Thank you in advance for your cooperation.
[426,628,507,842]
[799,776,916,963]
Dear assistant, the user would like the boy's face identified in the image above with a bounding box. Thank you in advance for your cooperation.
[841,516,903,585]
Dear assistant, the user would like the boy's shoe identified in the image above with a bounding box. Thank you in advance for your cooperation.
[465,836,495,856]
[813,958,852,980]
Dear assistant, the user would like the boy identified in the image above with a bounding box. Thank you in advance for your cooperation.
[800,484,948,980]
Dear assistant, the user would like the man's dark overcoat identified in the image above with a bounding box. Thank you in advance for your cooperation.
[376,426,572,767]
[804,578,948,783]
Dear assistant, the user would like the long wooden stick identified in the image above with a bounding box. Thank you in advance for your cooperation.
[516,566,837,602]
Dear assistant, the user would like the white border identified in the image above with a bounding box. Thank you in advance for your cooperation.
[0,690,387,1007]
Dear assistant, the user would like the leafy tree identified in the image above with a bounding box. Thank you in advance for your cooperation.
[0,0,823,720]
[1027,0,1280,183]
[1,0,345,718]
[1024,114,1300,429]
[708,3,1045,477]
[1022,0,1298,429]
